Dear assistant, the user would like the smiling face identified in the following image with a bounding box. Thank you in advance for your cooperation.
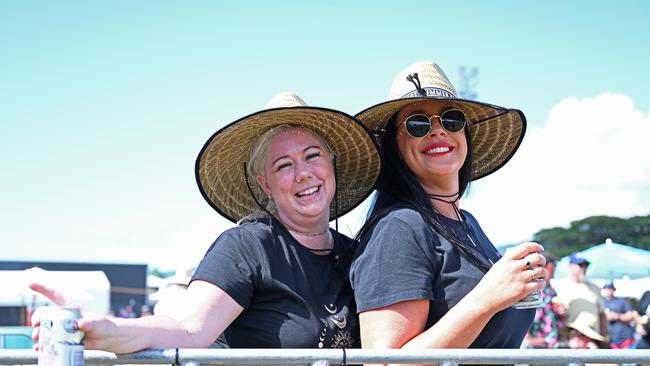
[255,127,335,229]
[394,100,468,191]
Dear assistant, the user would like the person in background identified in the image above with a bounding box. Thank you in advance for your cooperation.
[140,305,152,317]
[553,253,607,340]
[29,92,381,352]
[635,290,650,349]
[350,60,545,354]
[151,266,194,315]
[117,301,137,319]
[602,281,635,349]
[525,251,567,349]
[567,312,608,350]
[566,312,618,366]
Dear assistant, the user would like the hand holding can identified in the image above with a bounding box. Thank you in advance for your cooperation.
[38,307,84,366]
[474,242,545,312]
[509,244,545,310]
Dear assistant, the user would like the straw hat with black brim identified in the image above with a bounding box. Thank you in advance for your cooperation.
[196,92,382,223]
[356,61,526,181]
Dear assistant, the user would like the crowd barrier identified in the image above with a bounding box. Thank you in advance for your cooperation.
[2,348,650,366]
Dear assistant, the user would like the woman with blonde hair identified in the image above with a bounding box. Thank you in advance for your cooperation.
[31,92,381,351]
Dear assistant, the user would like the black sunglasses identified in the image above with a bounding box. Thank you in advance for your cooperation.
[400,109,467,138]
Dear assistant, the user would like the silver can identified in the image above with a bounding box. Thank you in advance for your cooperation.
[38,307,84,366]
[512,290,543,309]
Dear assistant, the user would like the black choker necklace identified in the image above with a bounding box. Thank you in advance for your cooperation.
[427,191,459,204]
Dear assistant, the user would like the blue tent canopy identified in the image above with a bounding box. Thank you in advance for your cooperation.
[554,238,650,280]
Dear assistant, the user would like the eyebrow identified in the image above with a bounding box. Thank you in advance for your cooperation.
[271,145,321,166]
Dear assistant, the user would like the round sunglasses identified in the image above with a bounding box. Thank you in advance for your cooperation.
[400,109,467,138]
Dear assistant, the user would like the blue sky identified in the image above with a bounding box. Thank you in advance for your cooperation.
[2,1,649,269]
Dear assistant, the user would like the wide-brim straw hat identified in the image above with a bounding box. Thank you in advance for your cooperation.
[196,92,382,223]
[356,61,526,180]
[568,311,607,343]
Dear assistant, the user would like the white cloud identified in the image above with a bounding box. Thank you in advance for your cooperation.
[464,93,650,244]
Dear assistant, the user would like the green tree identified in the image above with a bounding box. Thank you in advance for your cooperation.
[533,214,650,257]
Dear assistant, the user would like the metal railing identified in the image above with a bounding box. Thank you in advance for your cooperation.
[2,348,650,366]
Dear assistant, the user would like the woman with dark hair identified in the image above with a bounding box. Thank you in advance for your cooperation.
[350,61,546,353]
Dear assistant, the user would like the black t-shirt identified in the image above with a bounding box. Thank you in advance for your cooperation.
[192,217,360,348]
[350,207,535,349]
[637,291,650,344]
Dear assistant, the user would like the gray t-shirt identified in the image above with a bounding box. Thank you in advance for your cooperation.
[350,207,534,349]
[192,217,359,348]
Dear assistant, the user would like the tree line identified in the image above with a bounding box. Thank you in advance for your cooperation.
[532,214,650,257]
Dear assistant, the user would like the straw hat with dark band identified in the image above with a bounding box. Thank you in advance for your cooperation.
[356,61,526,180]
[196,92,382,223]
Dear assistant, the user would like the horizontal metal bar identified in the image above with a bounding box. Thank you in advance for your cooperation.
[1,348,650,365]
[0,350,176,365]
[177,349,342,364]
[345,349,650,364]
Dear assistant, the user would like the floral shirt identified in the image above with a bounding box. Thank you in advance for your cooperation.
[528,285,562,348]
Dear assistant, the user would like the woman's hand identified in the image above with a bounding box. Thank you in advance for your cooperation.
[30,282,73,349]
[468,242,546,312]
[30,282,86,348]
[29,282,120,351]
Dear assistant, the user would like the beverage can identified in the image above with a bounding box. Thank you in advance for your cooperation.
[512,290,543,309]
[38,307,84,366]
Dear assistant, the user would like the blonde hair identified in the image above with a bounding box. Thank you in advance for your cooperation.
[244,124,334,219]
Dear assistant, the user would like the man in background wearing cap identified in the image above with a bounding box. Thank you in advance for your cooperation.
[602,281,636,348]
[552,253,608,341]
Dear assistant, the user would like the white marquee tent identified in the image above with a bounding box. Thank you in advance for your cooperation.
[0,267,110,315]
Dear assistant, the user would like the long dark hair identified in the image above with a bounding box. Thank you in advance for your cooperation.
[356,111,479,265]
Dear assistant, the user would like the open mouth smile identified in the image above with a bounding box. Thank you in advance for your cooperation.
[296,185,321,197]
[422,144,454,156]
